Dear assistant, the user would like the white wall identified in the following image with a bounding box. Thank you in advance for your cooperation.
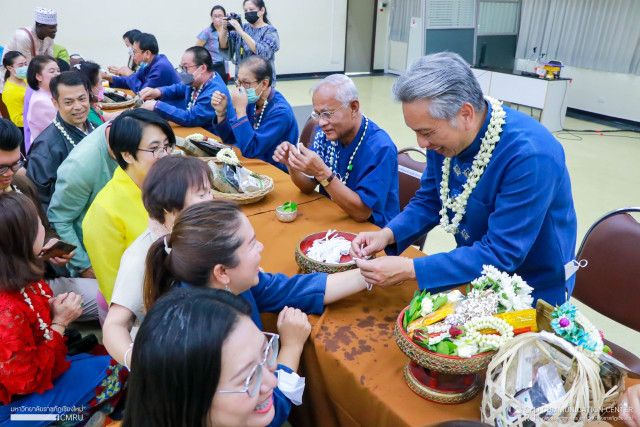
[515,59,640,123]
[373,3,390,70]
[0,0,347,76]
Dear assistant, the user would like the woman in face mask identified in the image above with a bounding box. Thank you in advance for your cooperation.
[218,0,279,85]
[211,56,297,172]
[74,61,122,124]
[107,29,141,77]
[2,51,29,144]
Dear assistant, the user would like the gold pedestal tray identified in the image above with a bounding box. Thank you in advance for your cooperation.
[395,307,495,404]
[403,361,482,404]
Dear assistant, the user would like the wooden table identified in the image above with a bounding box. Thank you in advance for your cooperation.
[244,171,638,427]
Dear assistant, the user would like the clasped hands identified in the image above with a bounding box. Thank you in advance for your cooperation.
[138,87,162,111]
[349,228,415,289]
[211,88,249,120]
[272,141,332,179]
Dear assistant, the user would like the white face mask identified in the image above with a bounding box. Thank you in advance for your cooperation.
[127,46,134,56]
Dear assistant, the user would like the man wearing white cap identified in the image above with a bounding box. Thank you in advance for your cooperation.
[0,7,58,93]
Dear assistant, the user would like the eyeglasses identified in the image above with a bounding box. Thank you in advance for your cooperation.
[234,79,259,89]
[138,143,175,159]
[0,153,26,175]
[311,103,349,121]
[180,64,199,73]
[217,332,279,398]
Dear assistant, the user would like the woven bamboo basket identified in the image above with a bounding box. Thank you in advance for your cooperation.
[394,309,496,374]
[294,231,375,273]
[101,91,134,110]
[210,174,274,205]
[481,331,625,427]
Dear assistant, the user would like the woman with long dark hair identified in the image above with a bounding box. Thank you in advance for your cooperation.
[0,192,127,425]
[143,200,373,426]
[219,0,279,84]
[123,287,280,427]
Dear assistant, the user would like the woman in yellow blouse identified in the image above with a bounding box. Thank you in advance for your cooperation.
[2,51,28,132]
[82,109,174,307]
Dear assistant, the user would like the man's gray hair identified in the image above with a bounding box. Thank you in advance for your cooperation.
[311,74,359,104]
[392,52,485,120]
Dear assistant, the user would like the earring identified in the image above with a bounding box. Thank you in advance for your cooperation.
[225,285,231,292]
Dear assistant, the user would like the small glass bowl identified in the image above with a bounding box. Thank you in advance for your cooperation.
[276,206,297,223]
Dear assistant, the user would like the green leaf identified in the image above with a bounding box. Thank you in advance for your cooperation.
[446,340,458,352]
[436,341,451,355]
[403,309,409,330]
[432,294,448,312]
[466,284,471,293]
[281,201,298,213]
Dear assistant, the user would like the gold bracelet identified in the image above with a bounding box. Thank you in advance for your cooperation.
[51,321,67,329]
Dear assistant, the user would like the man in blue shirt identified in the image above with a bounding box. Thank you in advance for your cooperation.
[273,74,400,228]
[352,53,578,307]
[139,46,231,133]
[101,33,179,93]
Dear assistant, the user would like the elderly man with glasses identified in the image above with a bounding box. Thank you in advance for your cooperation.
[273,74,400,227]
[138,46,232,133]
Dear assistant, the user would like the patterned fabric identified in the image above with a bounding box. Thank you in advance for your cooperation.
[197,25,229,70]
[224,24,279,82]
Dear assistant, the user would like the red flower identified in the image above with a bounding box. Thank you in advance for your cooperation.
[449,326,464,338]
[599,330,605,340]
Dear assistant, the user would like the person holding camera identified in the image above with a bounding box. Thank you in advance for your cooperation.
[219,0,279,84]
[196,5,230,85]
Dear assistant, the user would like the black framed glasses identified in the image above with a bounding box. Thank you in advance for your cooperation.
[138,143,175,159]
[234,79,259,89]
[311,103,349,121]
[216,332,279,398]
[179,64,199,73]
[0,153,26,175]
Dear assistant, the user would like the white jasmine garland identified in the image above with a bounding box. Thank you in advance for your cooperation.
[216,148,241,166]
[321,117,368,184]
[53,118,94,148]
[419,298,434,317]
[20,283,53,341]
[464,316,514,352]
[253,98,269,130]
[439,97,506,234]
[575,311,604,359]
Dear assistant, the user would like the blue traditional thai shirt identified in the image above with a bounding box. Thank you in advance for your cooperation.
[213,89,297,172]
[111,54,180,93]
[311,116,400,228]
[385,102,578,307]
[153,73,231,133]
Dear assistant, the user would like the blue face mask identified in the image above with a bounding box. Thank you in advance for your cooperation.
[246,87,263,104]
[14,66,28,80]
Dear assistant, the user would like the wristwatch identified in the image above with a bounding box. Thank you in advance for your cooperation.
[318,172,336,187]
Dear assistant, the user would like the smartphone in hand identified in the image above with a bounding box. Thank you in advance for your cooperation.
[39,240,77,260]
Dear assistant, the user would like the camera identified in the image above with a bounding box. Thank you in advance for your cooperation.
[227,13,242,31]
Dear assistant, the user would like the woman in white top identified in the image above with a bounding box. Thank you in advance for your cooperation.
[25,55,59,150]
[102,155,214,368]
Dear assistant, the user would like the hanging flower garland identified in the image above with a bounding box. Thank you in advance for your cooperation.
[53,118,94,148]
[323,116,368,184]
[20,283,53,341]
[253,98,269,130]
[439,96,506,234]
[551,302,608,360]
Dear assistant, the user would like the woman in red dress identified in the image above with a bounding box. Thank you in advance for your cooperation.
[0,192,127,426]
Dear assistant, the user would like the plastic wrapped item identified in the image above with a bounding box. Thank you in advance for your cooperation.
[208,161,239,194]
[529,363,566,418]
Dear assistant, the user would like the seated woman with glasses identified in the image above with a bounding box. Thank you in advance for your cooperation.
[122,287,298,427]
[82,109,175,319]
[103,155,214,369]
[143,199,382,425]
[211,56,297,172]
